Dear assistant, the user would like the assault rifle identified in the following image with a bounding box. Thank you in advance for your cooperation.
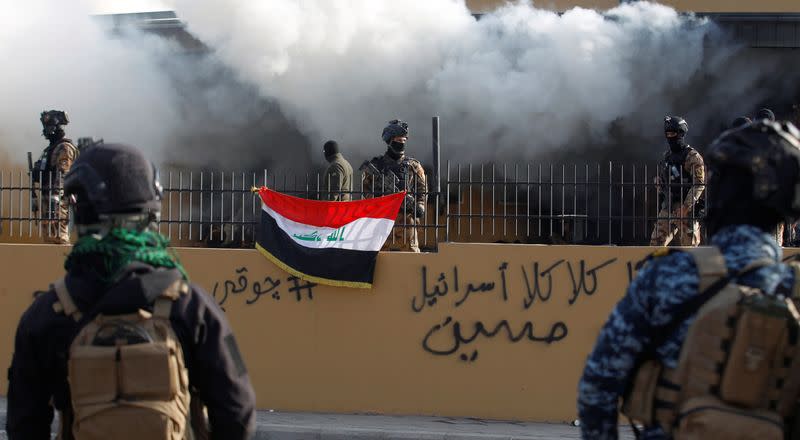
[359,161,424,218]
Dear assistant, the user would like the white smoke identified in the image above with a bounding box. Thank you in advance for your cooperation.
[0,0,179,165]
[167,0,780,165]
[0,0,793,172]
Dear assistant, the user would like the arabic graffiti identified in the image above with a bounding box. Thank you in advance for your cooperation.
[414,258,618,313]
[414,256,626,363]
[413,263,511,313]
[566,258,617,305]
[422,316,569,363]
[212,267,316,309]
[293,226,347,242]
[521,260,564,310]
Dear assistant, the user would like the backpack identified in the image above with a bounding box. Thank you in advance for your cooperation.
[622,246,800,439]
[51,276,198,440]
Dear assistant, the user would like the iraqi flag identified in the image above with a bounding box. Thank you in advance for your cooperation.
[254,187,405,289]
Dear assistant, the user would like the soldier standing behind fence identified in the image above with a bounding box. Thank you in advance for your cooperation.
[31,110,78,244]
[322,140,353,201]
[650,115,705,247]
[360,119,427,252]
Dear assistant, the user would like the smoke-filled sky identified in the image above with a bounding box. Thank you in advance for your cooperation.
[0,0,181,164]
[1,0,797,171]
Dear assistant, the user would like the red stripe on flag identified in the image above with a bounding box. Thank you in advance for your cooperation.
[258,187,405,229]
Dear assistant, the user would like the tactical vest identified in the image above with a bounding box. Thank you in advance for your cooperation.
[32,138,75,182]
[660,146,694,203]
[622,247,800,439]
[370,154,415,193]
[51,277,208,440]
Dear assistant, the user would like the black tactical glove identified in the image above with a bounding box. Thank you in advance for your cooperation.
[415,204,426,219]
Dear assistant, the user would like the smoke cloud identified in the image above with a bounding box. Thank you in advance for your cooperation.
[169,0,799,165]
[0,0,179,166]
[1,0,798,173]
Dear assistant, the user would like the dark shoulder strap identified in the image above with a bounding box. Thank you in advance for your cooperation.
[678,146,694,163]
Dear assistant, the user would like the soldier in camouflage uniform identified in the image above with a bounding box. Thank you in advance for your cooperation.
[32,110,79,244]
[322,140,353,201]
[578,120,800,439]
[360,119,427,252]
[650,116,705,247]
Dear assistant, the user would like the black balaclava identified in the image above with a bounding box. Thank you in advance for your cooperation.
[387,140,405,159]
[43,124,65,144]
[323,140,339,162]
[667,134,687,153]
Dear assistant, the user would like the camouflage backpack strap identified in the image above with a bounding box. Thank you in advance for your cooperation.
[153,278,190,319]
[684,247,728,291]
[51,277,83,322]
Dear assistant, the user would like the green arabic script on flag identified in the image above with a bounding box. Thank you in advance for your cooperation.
[292,226,346,242]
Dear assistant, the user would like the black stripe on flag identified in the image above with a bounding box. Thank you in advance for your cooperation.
[256,209,378,288]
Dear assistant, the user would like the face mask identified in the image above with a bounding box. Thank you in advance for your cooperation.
[390,141,406,153]
[667,136,686,152]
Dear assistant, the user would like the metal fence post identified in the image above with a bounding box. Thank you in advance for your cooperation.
[432,116,441,248]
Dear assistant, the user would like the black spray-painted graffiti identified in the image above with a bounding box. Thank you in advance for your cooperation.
[415,257,625,363]
[212,267,317,309]
[414,263,511,313]
[422,316,569,363]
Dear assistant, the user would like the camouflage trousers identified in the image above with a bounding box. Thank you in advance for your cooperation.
[649,206,700,247]
[382,215,420,253]
[41,194,70,244]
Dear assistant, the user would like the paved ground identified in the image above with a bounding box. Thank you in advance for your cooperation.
[0,398,635,439]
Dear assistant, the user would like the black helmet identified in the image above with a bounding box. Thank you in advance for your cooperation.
[40,110,69,127]
[664,115,689,136]
[64,143,163,228]
[381,119,409,145]
[40,110,69,141]
[705,120,800,234]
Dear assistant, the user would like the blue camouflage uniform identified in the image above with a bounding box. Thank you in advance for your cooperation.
[577,224,795,439]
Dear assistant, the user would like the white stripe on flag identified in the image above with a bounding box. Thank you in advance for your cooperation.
[262,204,394,251]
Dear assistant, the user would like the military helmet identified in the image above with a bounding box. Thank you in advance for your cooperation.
[381,119,409,145]
[664,115,688,136]
[706,120,800,223]
[40,110,69,127]
[64,143,163,227]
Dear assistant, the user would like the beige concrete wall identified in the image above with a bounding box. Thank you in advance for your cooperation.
[0,243,796,421]
[466,0,800,13]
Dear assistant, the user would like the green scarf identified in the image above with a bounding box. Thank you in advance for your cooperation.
[65,228,188,285]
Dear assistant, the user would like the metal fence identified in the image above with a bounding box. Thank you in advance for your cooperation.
[2,162,772,249]
[445,161,705,245]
